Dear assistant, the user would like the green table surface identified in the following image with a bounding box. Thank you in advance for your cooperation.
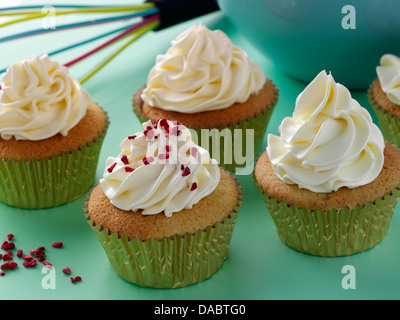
[1,0,399,300]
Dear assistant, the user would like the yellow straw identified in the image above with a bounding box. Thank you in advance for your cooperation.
[0,4,155,28]
[80,20,160,84]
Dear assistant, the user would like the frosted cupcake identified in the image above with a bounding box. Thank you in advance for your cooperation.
[368,54,400,149]
[84,118,243,288]
[0,54,109,208]
[254,70,400,256]
[133,25,278,173]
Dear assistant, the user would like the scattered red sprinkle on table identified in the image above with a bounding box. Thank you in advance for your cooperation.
[62,266,71,275]
[0,234,79,283]
[51,242,63,248]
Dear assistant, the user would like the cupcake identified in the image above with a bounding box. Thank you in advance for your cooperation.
[83,118,243,288]
[368,54,400,149]
[133,24,278,174]
[0,54,109,209]
[254,70,400,257]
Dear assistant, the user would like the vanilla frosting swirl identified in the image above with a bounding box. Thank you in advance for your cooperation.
[376,54,400,105]
[267,70,385,193]
[141,24,266,113]
[0,54,90,141]
[100,119,220,216]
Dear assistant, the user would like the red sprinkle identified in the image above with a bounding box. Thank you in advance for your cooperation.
[70,276,82,283]
[34,246,45,261]
[159,119,170,132]
[1,262,9,270]
[2,253,12,261]
[128,135,136,140]
[1,241,15,251]
[22,255,33,261]
[120,155,129,165]
[125,167,135,173]
[107,162,117,173]
[170,126,182,136]
[190,182,198,191]
[8,262,17,270]
[152,119,160,128]
[143,126,154,139]
[143,156,154,165]
[35,246,45,256]
[42,261,52,268]
[23,259,36,268]
[62,266,71,275]
[180,164,184,171]
[0,272,4,276]
[7,234,14,241]
[51,242,63,248]
[16,249,23,258]
[182,167,191,177]
[165,145,171,152]
[158,153,169,160]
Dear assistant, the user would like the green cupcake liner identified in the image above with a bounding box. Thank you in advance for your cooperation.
[368,84,400,149]
[132,85,278,174]
[0,112,109,209]
[253,171,400,257]
[83,173,243,288]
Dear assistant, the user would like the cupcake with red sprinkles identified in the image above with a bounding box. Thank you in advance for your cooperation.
[84,118,243,288]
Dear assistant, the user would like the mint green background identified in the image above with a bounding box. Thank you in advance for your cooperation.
[0,0,399,300]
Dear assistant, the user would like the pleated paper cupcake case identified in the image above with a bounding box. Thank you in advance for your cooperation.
[0,112,109,209]
[83,171,244,288]
[253,170,400,257]
[132,86,279,173]
[368,84,400,149]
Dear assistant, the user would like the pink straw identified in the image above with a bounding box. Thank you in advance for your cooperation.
[63,14,160,68]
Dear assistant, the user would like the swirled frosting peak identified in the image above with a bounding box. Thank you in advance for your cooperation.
[0,54,90,141]
[376,54,400,105]
[141,24,266,113]
[267,70,385,193]
[100,119,220,216]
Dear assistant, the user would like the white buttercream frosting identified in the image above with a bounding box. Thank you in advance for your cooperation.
[100,119,220,216]
[141,24,266,113]
[267,70,385,193]
[0,54,90,141]
[376,54,400,105]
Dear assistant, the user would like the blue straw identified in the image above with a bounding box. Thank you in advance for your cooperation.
[0,7,159,43]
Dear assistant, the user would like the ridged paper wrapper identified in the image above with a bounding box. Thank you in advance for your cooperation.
[253,172,400,257]
[132,86,278,173]
[0,113,109,209]
[83,172,243,288]
[368,84,400,149]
